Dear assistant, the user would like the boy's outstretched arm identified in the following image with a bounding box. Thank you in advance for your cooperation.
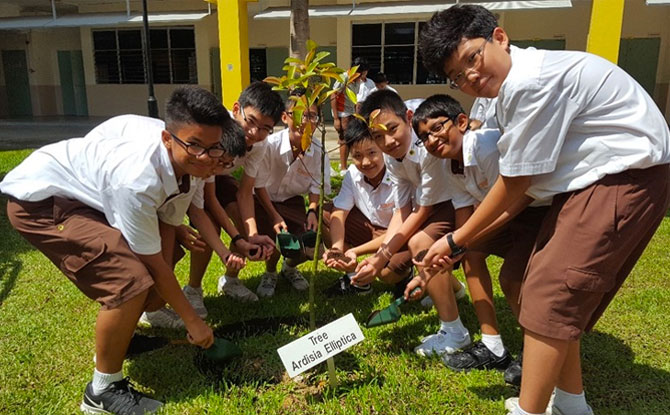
[421,175,531,267]
[237,172,274,251]
[188,205,245,271]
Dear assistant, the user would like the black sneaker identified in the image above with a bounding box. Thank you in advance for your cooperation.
[80,378,163,415]
[442,340,512,372]
[323,274,372,297]
[504,349,522,387]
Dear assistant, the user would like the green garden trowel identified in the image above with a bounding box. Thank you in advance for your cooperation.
[276,229,302,259]
[203,337,242,363]
[365,287,421,328]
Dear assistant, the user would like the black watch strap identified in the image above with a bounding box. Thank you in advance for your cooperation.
[231,234,244,246]
[446,233,467,257]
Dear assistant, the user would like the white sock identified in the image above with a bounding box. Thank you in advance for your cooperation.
[281,262,295,272]
[481,333,505,357]
[513,405,544,415]
[221,275,238,285]
[554,387,589,414]
[439,316,468,340]
[91,368,123,395]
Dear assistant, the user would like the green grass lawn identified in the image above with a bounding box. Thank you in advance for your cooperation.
[1,149,669,415]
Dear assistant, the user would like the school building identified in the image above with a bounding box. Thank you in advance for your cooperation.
[1,0,669,121]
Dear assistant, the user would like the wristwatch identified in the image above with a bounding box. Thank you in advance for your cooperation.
[446,232,467,257]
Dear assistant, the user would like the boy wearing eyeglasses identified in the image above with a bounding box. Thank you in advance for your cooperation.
[1,86,246,415]
[416,5,670,415]
[412,94,551,379]
[352,89,476,358]
[252,88,330,298]
[321,118,413,297]
[177,82,284,313]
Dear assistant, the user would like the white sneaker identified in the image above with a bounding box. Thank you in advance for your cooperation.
[218,276,259,302]
[505,392,555,415]
[183,285,207,318]
[414,329,471,357]
[256,272,278,298]
[139,307,185,329]
[281,266,309,291]
[420,281,466,308]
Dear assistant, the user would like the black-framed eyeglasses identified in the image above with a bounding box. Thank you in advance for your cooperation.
[240,105,274,136]
[169,131,227,158]
[415,118,451,147]
[448,35,492,90]
[286,110,320,124]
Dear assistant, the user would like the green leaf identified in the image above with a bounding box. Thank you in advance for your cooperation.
[313,51,330,63]
[284,57,304,65]
[306,39,318,53]
[301,121,313,151]
[264,76,282,85]
[353,113,366,122]
[345,86,358,106]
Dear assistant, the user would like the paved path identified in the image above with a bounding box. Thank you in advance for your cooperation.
[0,116,341,152]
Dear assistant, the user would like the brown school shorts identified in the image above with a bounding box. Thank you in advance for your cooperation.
[215,174,240,208]
[519,164,670,341]
[468,206,549,291]
[255,195,308,240]
[418,199,456,242]
[6,197,155,310]
[324,204,413,276]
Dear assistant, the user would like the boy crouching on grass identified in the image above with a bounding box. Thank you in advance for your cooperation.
[251,88,330,298]
[1,86,245,415]
[417,5,670,415]
[412,94,551,381]
[352,89,474,358]
[322,118,413,297]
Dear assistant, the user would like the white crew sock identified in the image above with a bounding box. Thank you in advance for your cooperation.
[91,368,123,395]
[439,316,469,340]
[481,333,506,357]
[513,405,545,415]
[554,387,590,414]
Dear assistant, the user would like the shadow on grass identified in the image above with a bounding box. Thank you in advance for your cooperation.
[0,194,32,306]
[468,331,670,412]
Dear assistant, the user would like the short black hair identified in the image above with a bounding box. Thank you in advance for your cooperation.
[165,86,246,158]
[353,57,370,73]
[238,81,284,124]
[419,5,498,78]
[343,117,373,150]
[412,94,466,136]
[165,86,228,130]
[371,72,388,84]
[359,89,407,121]
[221,116,247,158]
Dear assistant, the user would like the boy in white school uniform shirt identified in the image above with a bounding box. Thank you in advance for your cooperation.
[419,5,670,415]
[413,94,552,382]
[1,86,247,415]
[353,89,475,357]
[253,88,330,298]
[322,119,413,296]
[186,82,284,307]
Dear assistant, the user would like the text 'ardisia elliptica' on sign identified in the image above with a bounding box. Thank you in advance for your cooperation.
[277,313,365,378]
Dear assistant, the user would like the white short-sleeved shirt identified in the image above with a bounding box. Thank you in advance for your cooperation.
[357,78,377,104]
[384,99,476,210]
[469,97,499,130]
[333,164,395,228]
[497,46,670,200]
[254,128,330,202]
[461,128,550,207]
[0,114,201,255]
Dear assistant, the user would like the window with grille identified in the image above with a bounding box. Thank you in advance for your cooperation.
[351,22,445,85]
[93,27,197,85]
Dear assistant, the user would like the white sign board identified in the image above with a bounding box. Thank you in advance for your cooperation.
[277,313,365,378]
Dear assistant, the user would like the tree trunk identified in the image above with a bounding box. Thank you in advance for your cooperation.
[289,0,310,59]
